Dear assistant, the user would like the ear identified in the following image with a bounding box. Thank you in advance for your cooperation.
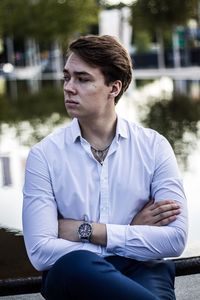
[109,80,122,99]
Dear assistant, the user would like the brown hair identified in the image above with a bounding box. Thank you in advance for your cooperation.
[68,35,133,104]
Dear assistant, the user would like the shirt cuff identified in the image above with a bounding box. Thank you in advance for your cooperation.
[106,224,127,256]
[82,242,102,255]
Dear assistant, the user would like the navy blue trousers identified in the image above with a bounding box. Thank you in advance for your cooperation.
[42,250,176,300]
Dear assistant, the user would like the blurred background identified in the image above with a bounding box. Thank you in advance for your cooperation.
[0,0,200,279]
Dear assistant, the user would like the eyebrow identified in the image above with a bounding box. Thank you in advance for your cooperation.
[63,69,93,77]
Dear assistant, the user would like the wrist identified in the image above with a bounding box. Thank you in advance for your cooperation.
[77,219,93,243]
[90,223,107,246]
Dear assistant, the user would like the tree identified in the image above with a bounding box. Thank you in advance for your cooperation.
[0,0,98,45]
[0,82,68,145]
[141,93,200,168]
[0,0,98,68]
[130,0,198,68]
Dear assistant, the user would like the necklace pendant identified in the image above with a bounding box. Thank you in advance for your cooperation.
[91,144,110,164]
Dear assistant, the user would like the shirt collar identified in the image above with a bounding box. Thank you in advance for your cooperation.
[66,116,128,145]
[66,118,81,144]
[115,116,128,141]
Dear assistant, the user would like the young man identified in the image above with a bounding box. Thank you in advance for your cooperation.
[23,35,188,300]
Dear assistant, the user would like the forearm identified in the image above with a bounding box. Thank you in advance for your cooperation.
[24,218,105,271]
[106,199,187,260]
[58,217,187,261]
[106,223,187,260]
[91,223,107,246]
[58,219,107,246]
[58,199,185,252]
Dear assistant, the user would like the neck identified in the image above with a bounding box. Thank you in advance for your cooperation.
[78,112,117,150]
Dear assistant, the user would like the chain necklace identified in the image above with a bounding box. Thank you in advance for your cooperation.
[91,144,111,165]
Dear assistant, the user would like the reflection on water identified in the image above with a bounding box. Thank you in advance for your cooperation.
[0,77,200,278]
[141,93,200,169]
[0,79,67,146]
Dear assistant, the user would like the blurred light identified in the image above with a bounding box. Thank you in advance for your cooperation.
[2,63,14,73]
[0,39,3,54]
[0,78,6,95]
[106,0,136,4]
[188,19,198,29]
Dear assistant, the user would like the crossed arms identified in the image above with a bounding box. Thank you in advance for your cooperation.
[59,199,181,246]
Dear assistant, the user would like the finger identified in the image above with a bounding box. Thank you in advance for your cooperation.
[154,214,179,226]
[152,200,179,210]
[152,203,180,216]
[154,208,181,224]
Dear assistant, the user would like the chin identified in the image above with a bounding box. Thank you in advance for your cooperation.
[65,107,76,117]
[66,110,79,119]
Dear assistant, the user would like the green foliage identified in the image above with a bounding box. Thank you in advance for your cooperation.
[0,81,69,145]
[141,93,200,168]
[0,0,98,43]
[0,82,67,123]
[134,31,152,53]
[131,0,198,31]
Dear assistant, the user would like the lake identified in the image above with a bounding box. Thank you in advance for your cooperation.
[0,75,200,278]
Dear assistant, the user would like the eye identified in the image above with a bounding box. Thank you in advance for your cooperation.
[78,77,89,82]
[63,74,70,82]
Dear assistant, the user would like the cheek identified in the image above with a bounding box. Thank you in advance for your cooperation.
[82,85,100,99]
[81,82,109,101]
[87,83,99,93]
[90,84,109,97]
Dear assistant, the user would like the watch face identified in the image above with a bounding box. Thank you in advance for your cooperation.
[78,222,92,239]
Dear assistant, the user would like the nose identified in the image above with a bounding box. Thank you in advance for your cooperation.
[64,78,76,94]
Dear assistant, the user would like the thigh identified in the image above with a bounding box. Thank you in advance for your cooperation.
[42,250,158,300]
[126,259,176,300]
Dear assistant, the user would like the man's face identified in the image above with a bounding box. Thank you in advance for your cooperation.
[63,52,113,120]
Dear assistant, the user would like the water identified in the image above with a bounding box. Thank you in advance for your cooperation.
[0,76,200,278]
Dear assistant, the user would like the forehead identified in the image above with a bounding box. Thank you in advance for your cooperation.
[64,53,102,76]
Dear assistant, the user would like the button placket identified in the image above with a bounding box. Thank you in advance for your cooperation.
[99,159,109,223]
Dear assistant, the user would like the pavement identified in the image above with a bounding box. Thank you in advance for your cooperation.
[0,274,199,299]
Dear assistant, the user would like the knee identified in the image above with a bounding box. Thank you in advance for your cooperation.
[44,251,100,299]
[50,250,98,280]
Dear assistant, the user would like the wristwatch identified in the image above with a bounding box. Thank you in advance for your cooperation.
[78,215,93,243]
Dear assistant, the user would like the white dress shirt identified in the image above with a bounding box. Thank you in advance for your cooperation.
[23,117,188,271]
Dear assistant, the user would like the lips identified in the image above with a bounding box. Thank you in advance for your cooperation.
[65,100,79,105]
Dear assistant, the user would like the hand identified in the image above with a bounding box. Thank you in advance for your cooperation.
[131,199,181,226]
[58,219,81,242]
